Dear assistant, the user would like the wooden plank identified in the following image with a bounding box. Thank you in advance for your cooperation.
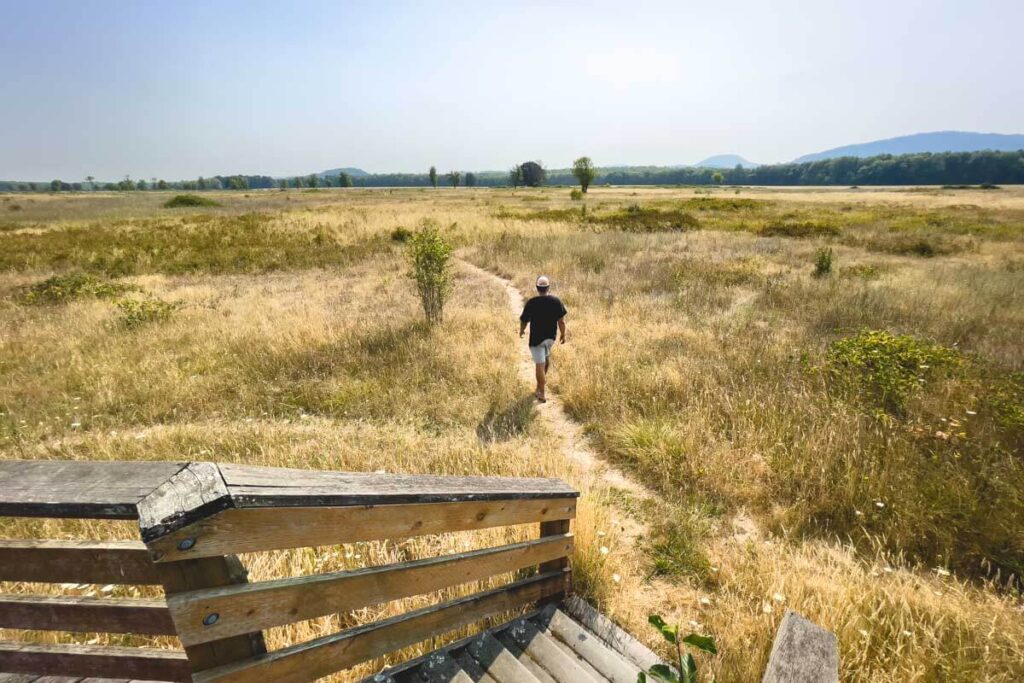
[192,570,569,683]
[218,463,578,506]
[147,498,577,562]
[562,594,664,672]
[168,534,573,646]
[136,463,232,543]
[0,594,175,635]
[502,617,598,682]
[0,461,185,520]
[0,540,160,585]
[540,607,641,683]
[154,556,266,675]
[0,642,190,681]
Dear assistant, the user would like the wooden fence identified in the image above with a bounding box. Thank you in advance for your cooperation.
[0,460,578,682]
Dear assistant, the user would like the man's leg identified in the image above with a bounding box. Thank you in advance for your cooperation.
[535,363,546,399]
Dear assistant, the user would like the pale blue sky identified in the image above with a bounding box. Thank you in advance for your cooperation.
[2,0,1022,180]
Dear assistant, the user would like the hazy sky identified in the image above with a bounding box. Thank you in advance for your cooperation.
[3,0,1022,180]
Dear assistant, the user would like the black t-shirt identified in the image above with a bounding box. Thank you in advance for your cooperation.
[520,295,567,347]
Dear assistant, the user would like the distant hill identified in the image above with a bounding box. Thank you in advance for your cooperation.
[694,154,759,169]
[794,131,1024,163]
[318,167,369,178]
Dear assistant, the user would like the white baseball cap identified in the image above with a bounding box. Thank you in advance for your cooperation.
[536,275,550,288]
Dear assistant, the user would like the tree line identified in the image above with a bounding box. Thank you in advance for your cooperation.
[3,150,1021,193]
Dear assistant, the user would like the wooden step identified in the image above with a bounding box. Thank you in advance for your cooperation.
[418,652,474,683]
[540,607,643,683]
[454,651,498,683]
[504,618,601,682]
[493,631,558,683]
[465,631,540,683]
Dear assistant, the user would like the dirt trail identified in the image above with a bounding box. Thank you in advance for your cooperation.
[459,258,650,544]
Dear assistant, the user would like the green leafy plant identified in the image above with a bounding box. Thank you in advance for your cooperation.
[638,615,717,683]
[16,273,136,305]
[406,221,454,325]
[813,247,833,277]
[390,226,412,242]
[115,297,182,328]
[827,329,960,413]
[570,188,583,201]
[163,194,219,208]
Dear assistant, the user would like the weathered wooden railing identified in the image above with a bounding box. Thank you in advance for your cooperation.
[0,460,577,681]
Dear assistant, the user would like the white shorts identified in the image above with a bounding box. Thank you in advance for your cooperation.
[529,338,555,364]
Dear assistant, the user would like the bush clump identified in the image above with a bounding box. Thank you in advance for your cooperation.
[597,206,700,233]
[16,273,136,305]
[390,226,412,242]
[759,220,840,238]
[827,329,960,413]
[163,194,219,208]
[115,297,182,328]
[570,188,583,201]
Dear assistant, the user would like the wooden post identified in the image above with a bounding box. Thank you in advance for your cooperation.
[538,519,571,601]
[156,556,267,672]
[138,463,266,675]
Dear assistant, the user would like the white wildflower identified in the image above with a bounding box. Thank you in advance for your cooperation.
[773,592,786,603]
[612,574,621,584]
[762,603,773,614]
[599,546,609,555]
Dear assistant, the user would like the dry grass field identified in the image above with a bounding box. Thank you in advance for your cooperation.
[2,184,1023,681]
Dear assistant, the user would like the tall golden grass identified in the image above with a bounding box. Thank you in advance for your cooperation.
[2,185,1022,681]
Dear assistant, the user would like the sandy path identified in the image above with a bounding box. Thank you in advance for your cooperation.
[458,258,650,547]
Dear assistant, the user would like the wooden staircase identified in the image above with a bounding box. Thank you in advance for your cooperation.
[369,599,660,683]
[0,460,661,682]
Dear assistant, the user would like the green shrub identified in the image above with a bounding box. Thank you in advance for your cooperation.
[645,512,713,584]
[406,221,454,325]
[839,263,881,279]
[163,194,219,208]
[827,329,960,413]
[759,220,840,238]
[570,188,583,201]
[115,297,182,328]
[680,197,764,211]
[813,247,834,277]
[16,273,136,305]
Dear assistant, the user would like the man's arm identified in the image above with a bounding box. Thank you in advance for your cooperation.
[558,318,567,344]
[519,320,528,338]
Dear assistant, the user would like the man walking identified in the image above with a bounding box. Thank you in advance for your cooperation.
[519,275,567,402]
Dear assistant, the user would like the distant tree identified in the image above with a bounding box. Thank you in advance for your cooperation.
[292,177,303,189]
[197,176,207,190]
[71,182,83,191]
[227,176,248,190]
[509,165,523,188]
[307,174,319,188]
[85,175,95,190]
[447,171,461,188]
[157,179,168,190]
[28,183,37,192]
[711,171,725,185]
[338,172,354,188]
[428,166,438,188]
[278,178,288,189]
[103,183,116,191]
[571,156,597,193]
[150,177,157,190]
[50,179,62,192]
[520,161,546,187]
[465,172,477,187]
[136,179,148,191]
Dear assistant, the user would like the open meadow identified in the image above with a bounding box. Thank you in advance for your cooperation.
[2,184,1023,681]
